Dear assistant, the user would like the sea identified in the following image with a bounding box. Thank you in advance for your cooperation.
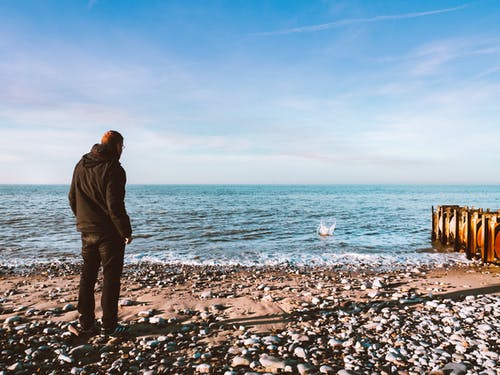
[1,184,500,268]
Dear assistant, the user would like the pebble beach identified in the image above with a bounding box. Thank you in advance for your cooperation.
[0,260,499,374]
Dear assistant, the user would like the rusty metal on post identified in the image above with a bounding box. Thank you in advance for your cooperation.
[432,205,499,264]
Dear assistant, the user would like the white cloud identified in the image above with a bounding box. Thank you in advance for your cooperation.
[0,102,141,129]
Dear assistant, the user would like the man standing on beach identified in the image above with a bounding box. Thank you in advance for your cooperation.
[69,130,132,336]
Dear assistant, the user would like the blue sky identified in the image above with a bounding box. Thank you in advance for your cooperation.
[1,0,500,184]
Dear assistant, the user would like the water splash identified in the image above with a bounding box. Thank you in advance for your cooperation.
[317,219,336,236]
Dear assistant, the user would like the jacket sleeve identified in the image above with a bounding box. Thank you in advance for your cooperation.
[106,163,132,238]
[68,166,77,216]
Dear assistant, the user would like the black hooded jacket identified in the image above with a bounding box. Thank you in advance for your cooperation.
[69,144,132,239]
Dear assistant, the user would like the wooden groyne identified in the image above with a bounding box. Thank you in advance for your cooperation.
[432,205,500,263]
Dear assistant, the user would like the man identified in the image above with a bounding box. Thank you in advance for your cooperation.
[69,130,132,336]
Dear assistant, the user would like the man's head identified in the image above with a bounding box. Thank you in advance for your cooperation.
[101,130,124,158]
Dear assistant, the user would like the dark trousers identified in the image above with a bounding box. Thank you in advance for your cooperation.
[78,232,125,330]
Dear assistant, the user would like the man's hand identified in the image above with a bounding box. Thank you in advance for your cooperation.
[125,237,133,245]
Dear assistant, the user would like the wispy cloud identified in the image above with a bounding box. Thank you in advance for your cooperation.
[475,65,500,79]
[253,4,468,36]
[88,0,98,10]
[377,35,500,77]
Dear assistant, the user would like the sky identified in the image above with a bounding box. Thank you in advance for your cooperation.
[1,0,500,184]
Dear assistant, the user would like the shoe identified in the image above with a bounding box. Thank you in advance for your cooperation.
[101,324,129,337]
[68,322,98,336]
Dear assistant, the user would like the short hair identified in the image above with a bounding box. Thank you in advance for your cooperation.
[101,130,124,146]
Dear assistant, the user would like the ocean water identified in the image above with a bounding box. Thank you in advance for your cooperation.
[1,184,500,267]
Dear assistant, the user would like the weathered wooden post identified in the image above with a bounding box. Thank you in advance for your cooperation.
[468,210,479,258]
[432,205,499,264]
[431,206,438,241]
[496,212,500,262]
[480,214,487,261]
[444,207,451,245]
[463,207,469,252]
[439,206,446,244]
[453,207,460,251]
[486,214,497,263]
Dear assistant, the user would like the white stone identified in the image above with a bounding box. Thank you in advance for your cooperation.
[328,338,343,348]
[195,363,211,373]
[262,335,281,345]
[477,324,492,332]
[58,353,74,363]
[149,317,166,324]
[319,365,335,374]
[337,370,356,375]
[243,338,260,347]
[482,351,498,360]
[259,354,286,371]
[385,352,402,363]
[137,309,154,318]
[372,278,384,289]
[294,346,307,359]
[291,333,310,342]
[311,297,321,305]
[200,291,213,299]
[231,356,250,367]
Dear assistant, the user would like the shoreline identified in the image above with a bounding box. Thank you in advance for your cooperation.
[0,248,478,275]
[1,261,499,374]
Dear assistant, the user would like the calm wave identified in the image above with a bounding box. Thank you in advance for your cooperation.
[1,185,500,267]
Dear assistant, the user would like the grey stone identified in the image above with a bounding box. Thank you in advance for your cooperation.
[442,362,467,375]
[69,344,94,358]
[297,363,316,375]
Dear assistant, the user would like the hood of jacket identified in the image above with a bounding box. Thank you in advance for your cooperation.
[82,143,119,168]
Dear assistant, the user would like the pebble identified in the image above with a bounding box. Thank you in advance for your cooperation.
[442,362,467,375]
[58,353,74,363]
[259,354,286,371]
[195,363,211,373]
[336,370,357,375]
[62,303,76,311]
[372,278,384,289]
[24,308,38,316]
[244,337,260,347]
[7,362,22,371]
[231,355,251,367]
[200,291,213,299]
[319,365,335,374]
[0,262,498,375]
[328,338,344,348]
[149,316,166,324]
[4,315,22,325]
[297,363,316,375]
[69,344,94,358]
[137,309,154,317]
[119,299,134,306]
[294,346,307,359]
